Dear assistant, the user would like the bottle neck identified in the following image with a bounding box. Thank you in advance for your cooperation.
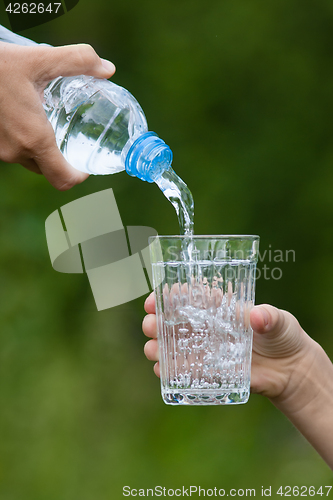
[125,132,173,183]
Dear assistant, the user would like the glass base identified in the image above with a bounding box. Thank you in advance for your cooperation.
[162,388,250,405]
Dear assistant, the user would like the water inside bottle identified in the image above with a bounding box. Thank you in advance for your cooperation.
[155,167,194,236]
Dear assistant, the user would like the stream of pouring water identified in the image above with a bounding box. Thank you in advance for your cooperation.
[155,167,194,237]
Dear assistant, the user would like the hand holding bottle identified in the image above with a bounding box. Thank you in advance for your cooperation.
[143,293,333,469]
[0,41,115,190]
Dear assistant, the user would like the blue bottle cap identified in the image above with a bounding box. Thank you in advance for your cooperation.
[125,132,173,182]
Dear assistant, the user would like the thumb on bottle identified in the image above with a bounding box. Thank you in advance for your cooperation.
[32,44,115,82]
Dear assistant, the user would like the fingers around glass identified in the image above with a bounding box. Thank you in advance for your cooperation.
[144,339,159,361]
[142,314,157,338]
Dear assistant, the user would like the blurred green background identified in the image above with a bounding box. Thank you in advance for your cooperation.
[0,0,332,497]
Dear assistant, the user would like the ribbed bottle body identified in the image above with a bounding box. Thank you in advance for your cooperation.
[44,76,148,175]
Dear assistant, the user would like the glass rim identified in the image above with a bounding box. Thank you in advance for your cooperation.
[149,234,259,241]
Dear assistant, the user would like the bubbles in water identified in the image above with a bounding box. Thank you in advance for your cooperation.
[160,284,252,395]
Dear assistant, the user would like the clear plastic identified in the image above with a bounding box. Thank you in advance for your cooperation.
[0,25,173,182]
[43,75,148,176]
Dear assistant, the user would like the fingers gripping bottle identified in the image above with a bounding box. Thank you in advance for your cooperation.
[0,25,172,182]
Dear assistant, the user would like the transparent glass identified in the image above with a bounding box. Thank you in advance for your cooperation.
[149,235,260,405]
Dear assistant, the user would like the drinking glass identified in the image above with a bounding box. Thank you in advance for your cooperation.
[149,235,259,405]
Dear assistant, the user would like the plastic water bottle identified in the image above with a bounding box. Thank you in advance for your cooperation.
[0,25,194,234]
[0,25,172,183]
[43,75,172,182]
